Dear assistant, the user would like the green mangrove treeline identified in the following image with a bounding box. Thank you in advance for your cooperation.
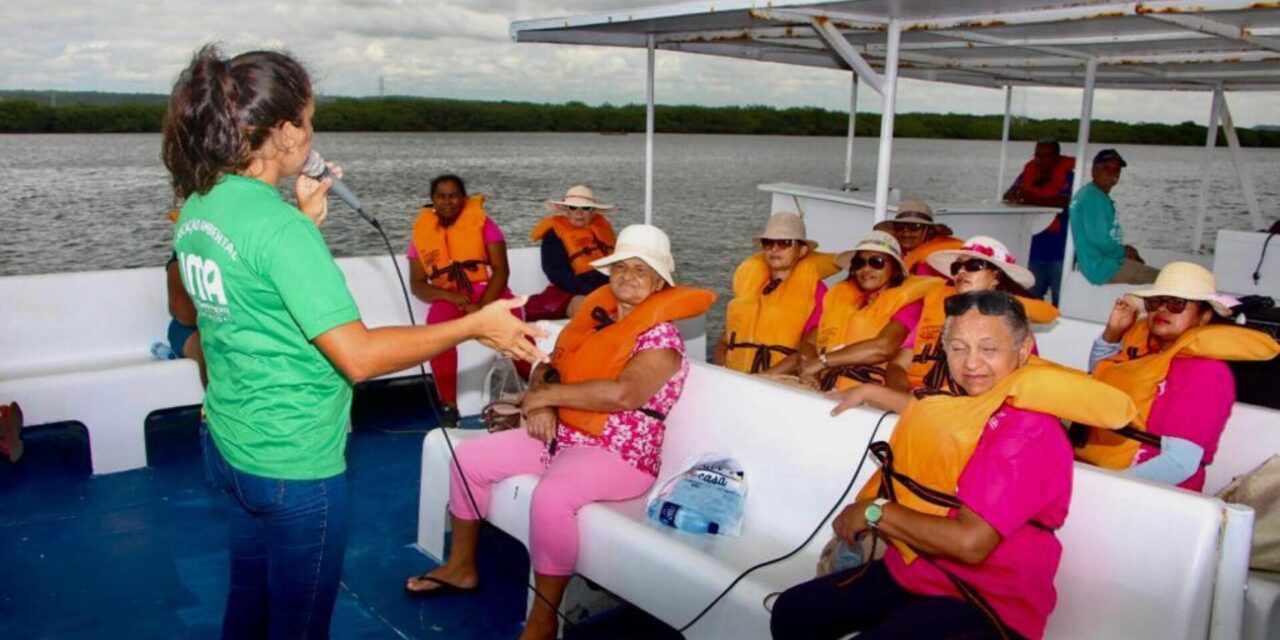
[2,95,1277,147]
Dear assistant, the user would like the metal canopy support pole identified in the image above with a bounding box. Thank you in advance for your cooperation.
[1191,86,1224,253]
[996,84,1013,200]
[644,34,655,226]
[843,74,859,190]
[1218,92,1267,232]
[1059,58,1097,298]
[872,20,902,223]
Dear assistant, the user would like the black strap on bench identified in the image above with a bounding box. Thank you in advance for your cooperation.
[725,332,797,374]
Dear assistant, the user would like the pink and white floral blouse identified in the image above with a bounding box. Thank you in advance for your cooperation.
[552,322,688,476]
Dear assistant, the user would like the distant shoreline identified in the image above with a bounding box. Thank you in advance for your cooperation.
[2,91,1277,147]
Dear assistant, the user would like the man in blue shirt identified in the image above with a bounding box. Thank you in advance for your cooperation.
[1069,149,1159,285]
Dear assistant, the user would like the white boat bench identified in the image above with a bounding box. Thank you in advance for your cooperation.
[0,267,205,475]
[417,360,1255,639]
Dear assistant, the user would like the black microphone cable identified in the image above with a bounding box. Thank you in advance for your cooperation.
[352,203,581,633]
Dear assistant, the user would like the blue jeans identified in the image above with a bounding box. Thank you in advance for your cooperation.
[202,427,348,640]
[1027,259,1063,307]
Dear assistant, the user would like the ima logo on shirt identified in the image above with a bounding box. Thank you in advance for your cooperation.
[177,252,228,306]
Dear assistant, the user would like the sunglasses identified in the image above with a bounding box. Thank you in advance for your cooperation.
[893,222,929,233]
[1143,296,1193,314]
[949,258,995,277]
[849,255,890,271]
[944,290,1027,321]
[761,238,799,250]
[565,205,595,212]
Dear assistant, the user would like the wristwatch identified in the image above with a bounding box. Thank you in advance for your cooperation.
[865,498,890,529]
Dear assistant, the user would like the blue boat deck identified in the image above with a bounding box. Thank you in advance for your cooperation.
[0,379,674,639]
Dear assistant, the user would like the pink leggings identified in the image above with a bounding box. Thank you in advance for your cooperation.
[448,428,656,576]
[425,284,521,404]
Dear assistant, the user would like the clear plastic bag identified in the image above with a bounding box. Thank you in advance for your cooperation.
[646,456,747,537]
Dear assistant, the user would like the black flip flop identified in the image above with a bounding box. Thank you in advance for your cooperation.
[404,575,480,598]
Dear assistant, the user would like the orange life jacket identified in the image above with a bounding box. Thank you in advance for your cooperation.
[1018,156,1076,201]
[551,284,717,436]
[723,252,840,374]
[816,276,942,390]
[907,286,1061,391]
[530,214,616,275]
[1077,323,1280,470]
[857,357,1136,564]
[411,195,491,294]
[903,235,965,274]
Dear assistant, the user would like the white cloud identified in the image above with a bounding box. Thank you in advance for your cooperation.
[0,0,1277,127]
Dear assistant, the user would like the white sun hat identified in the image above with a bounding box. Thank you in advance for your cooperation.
[927,236,1036,290]
[1126,261,1238,317]
[546,185,615,212]
[835,230,906,272]
[590,224,676,285]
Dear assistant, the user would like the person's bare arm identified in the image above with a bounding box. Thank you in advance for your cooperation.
[883,347,914,392]
[521,348,681,415]
[313,298,546,383]
[166,260,198,325]
[712,331,729,366]
[834,499,1001,565]
[409,259,469,307]
[478,241,511,307]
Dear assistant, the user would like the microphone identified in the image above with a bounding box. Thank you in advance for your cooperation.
[301,150,378,228]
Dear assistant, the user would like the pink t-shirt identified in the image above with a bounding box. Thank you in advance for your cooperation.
[891,300,924,349]
[1134,357,1235,492]
[405,218,506,260]
[885,404,1073,640]
[553,322,689,476]
[802,281,829,335]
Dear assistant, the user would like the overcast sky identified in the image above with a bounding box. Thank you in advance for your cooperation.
[2,0,1277,127]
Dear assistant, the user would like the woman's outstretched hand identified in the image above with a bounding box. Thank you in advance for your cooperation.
[471,297,549,364]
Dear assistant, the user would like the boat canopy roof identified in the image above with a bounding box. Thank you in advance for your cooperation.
[511,0,1280,91]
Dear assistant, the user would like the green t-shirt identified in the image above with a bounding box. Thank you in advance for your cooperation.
[174,175,361,480]
[1068,181,1126,285]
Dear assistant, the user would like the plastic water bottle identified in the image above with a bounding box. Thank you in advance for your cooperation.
[150,341,178,360]
[648,500,721,535]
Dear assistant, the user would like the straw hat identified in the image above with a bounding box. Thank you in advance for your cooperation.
[872,201,942,234]
[927,236,1036,290]
[590,224,676,285]
[834,230,906,272]
[1126,262,1238,317]
[753,212,818,250]
[546,185,615,212]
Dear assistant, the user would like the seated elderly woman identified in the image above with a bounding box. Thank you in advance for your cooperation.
[714,212,839,374]
[525,185,616,320]
[404,224,715,640]
[1077,261,1279,492]
[775,291,1136,640]
[768,231,939,390]
[887,236,1059,394]
[873,201,964,278]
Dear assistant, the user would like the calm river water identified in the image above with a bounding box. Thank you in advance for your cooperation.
[3,132,1276,338]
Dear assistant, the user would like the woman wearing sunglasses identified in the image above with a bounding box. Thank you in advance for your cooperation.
[409,174,523,419]
[716,212,839,374]
[1077,262,1278,491]
[772,231,940,390]
[525,185,617,320]
[890,237,1060,394]
[774,291,1137,640]
[872,202,963,278]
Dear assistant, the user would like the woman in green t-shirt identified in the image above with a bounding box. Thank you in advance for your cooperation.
[161,45,546,639]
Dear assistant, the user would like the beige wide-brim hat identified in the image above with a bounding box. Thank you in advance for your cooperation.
[590,224,676,285]
[546,185,615,212]
[872,201,938,232]
[927,235,1036,290]
[834,230,906,272]
[753,211,818,250]
[1126,261,1238,317]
